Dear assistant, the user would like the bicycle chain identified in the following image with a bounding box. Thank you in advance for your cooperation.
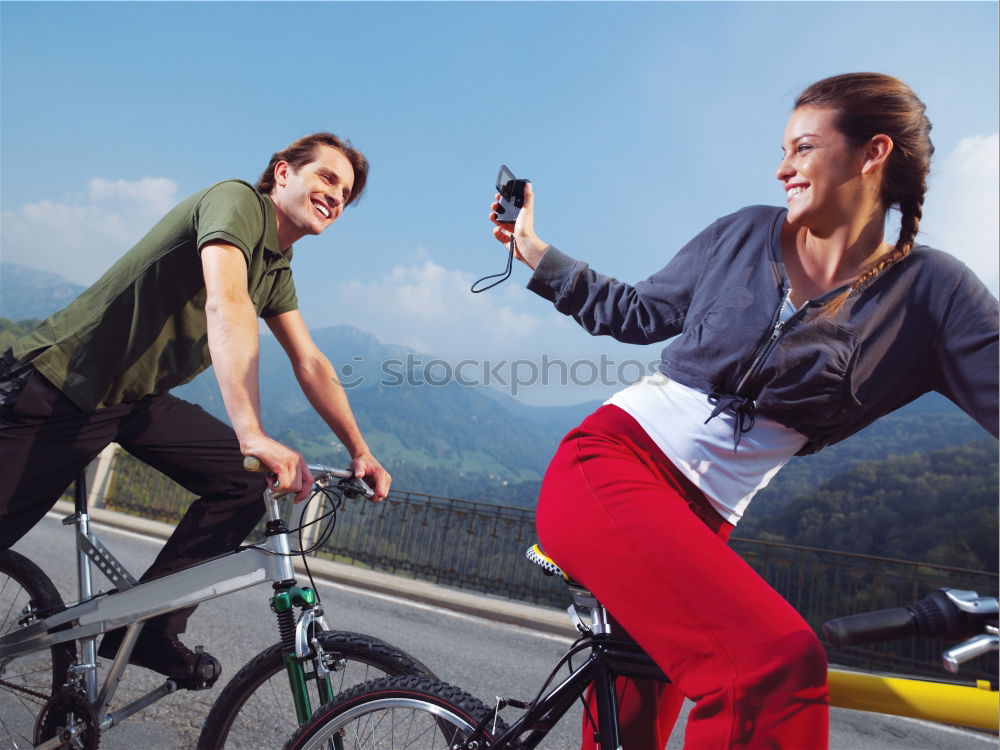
[0,676,50,702]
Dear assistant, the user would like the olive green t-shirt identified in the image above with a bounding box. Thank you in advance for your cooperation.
[13,180,298,410]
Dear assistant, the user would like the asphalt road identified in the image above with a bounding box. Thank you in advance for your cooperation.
[7,515,997,750]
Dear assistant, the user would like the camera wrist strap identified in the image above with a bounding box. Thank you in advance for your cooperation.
[470,237,515,293]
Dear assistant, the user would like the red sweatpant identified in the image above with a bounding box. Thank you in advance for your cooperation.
[536,405,828,749]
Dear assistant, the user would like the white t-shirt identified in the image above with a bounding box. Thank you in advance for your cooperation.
[606,372,807,524]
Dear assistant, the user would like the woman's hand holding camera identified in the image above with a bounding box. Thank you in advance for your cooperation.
[490,183,549,270]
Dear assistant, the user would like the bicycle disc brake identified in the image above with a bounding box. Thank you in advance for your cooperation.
[34,687,101,750]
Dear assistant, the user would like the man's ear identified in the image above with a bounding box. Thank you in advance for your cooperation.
[861,134,893,176]
[273,160,290,189]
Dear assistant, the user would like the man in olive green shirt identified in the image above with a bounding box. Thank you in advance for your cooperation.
[0,132,391,681]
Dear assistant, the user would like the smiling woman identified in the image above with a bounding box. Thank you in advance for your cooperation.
[485,71,998,750]
[784,72,935,314]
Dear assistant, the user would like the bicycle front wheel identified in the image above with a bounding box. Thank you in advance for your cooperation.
[0,549,76,750]
[283,675,508,750]
[198,631,433,750]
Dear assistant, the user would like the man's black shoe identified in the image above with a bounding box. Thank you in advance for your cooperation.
[97,628,221,688]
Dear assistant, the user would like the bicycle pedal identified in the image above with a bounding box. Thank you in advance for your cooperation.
[175,650,222,691]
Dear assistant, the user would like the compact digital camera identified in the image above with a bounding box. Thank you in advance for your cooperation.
[495,165,529,225]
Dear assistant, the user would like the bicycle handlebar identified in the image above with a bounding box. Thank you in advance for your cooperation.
[823,589,998,649]
[242,455,374,499]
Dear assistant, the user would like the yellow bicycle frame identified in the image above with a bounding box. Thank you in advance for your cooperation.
[829,668,999,732]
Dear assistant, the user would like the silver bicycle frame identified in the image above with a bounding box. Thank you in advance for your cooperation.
[0,486,301,728]
[2,487,301,659]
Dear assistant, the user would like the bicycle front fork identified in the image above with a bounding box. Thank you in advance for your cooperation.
[272,584,335,723]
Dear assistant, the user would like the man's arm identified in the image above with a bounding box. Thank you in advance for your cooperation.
[201,241,313,500]
[265,309,391,500]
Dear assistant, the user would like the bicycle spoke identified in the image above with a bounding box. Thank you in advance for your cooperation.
[313,702,472,749]
[0,714,33,749]
[1,551,74,750]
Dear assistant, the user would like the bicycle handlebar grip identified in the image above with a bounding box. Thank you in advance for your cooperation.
[822,607,916,649]
[243,456,267,473]
[823,590,985,649]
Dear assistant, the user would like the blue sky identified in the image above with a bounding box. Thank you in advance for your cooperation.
[2,1,997,404]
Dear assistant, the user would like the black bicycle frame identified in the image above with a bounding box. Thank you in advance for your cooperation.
[490,634,670,750]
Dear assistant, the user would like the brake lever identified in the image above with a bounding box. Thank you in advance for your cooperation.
[942,628,999,673]
[338,475,375,500]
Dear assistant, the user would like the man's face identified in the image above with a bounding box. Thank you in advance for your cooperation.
[272,145,356,240]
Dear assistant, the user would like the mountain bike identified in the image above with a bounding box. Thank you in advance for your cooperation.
[282,544,998,749]
[0,459,433,750]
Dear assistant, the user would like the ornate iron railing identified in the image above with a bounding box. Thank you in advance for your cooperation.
[99,450,998,681]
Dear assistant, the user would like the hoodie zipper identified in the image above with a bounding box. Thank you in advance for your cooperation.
[734,288,803,396]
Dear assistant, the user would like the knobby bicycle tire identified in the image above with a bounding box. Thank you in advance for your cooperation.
[197,630,434,750]
[283,674,510,750]
[0,549,77,750]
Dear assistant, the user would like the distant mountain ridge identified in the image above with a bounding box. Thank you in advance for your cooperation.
[1,263,993,516]
[1,263,87,320]
[173,325,599,499]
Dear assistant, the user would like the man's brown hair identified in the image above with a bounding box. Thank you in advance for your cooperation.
[256,132,368,206]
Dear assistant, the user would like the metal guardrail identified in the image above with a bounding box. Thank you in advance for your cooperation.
[99,450,998,681]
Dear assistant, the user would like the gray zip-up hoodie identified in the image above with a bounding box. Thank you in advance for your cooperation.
[527,205,998,455]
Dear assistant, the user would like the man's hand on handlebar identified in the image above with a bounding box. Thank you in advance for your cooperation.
[350,452,391,502]
[240,436,314,503]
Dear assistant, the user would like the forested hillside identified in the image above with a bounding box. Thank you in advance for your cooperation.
[734,439,999,571]
[0,317,41,351]
[1,309,995,570]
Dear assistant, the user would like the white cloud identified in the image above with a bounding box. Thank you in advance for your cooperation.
[337,260,549,360]
[921,134,999,294]
[331,259,665,405]
[1,177,180,285]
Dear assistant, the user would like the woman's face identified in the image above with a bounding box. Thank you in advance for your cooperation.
[776,106,872,230]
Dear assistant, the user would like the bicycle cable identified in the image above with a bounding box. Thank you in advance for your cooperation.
[238,484,346,604]
[521,639,595,713]
[295,485,345,600]
[565,645,601,741]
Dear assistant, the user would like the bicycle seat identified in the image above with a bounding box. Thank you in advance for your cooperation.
[527,544,613,636]
[527,544,585,584]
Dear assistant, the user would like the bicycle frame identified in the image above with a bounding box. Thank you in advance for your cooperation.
[0,474,337,737]
[487,633,668,750]
[482,637,999,750]
[493,550,999,750]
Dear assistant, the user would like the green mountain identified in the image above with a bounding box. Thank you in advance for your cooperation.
[736,439,999,572]
[0,317,42,353]
[745,391,994,519]
[1,266,995,557]
[172,325,597,502]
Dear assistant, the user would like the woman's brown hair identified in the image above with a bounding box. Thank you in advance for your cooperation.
[256,132,369,206]
[795,73,934,312]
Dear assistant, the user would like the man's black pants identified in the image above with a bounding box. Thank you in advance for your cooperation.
[0,363,267,635]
